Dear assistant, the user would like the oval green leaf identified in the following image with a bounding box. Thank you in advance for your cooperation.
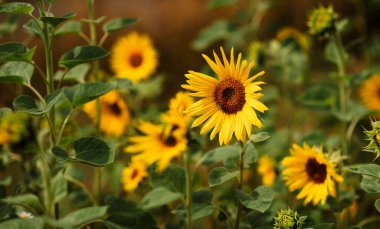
[0,42,35,62]
[208,167,239,187]
[59,45,109,69]
[0,2,34,15]
[63,82,113,107]
[55,21,82,37]
[235,186,275,213]
[41,12,76,28]
[0,61,34,84]
[73,137,114,166]
[103,18,138,33]
[140,187,182,210]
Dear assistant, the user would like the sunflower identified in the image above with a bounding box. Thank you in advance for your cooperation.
[121,162,148,192]
[182,47,268,145]
[359,74,380,112]
[161,91,194,131]
[281,143,343,205]
[83,90,130,137]
[276,27,310,52]
[257,155,276,186]
[0,112,28,145]
[307,5,337,35]
[125,121,187,172]
[110,32,158,83]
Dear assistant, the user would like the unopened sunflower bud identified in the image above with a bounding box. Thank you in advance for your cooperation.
[307,5,337,36]
[274,208,305,229]
[364,120,380,158]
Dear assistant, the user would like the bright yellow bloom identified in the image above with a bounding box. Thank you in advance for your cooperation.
[276,27,310,52]
[161,91,194,131]
[121,162,148,192]
[83,91,130,137]
[359,74,380,112]
[125,121,187,172]
[110,32,158,83]
[281,143,343,206]
[182,47,268,145]
[257,155,276,186]
[0,112,28,145]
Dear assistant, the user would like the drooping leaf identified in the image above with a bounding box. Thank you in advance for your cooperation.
[54,63,90,83]
[72,137,114,166]
[41,12,76,28]
[23,19,43,37]
[0,42,35,62]
[103,18,138,33]
[55,21,82,37]
[249,132,270,143]
[346,164,380,178]
[0,61,34,84]
[243,143,258,168]
[13,91,62,116]
[63,82,113,107]
[0,2,34,15]
[236,186,275,213]
[51,146,69,163]
[60,45,109,69]
[3,194,44,213]
[208,167,239,187]
[140,187,182,210]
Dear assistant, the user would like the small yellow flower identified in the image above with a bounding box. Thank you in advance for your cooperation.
[161,91,194,131]
[276,27,310,52]
[359,74,380,112]
[125,121,187,172]
[281,143,343,205]
[307,5,337,35]
[121,162,148,192]
[257,155,276,186]
[83,90,130,137]
[182,47,268,145]
[0,112,28,145]
[110,32,158,83]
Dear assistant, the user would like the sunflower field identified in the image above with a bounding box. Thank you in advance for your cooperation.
[1,0,380,228]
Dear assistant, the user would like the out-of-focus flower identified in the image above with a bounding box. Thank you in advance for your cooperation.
[339,200,358,222]
[273,208,305,229]
[0,112,28,145]
[110,32,158,83]
[257,155,276,186]
[276,27,310,52]
[125,121,187,172]
[182,47,268,145]
[83,91,130,137]
[307,5,337,36]
[364,119,380,158]
[248,41,264,67]
[17,211,33,219]
[359,74,380,113]
[281,143,343,205]
[121,162,148,192]
[161,91,194,131]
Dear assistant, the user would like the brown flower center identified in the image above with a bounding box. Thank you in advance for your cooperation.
[305,158,327,183]
[129,53,143,68]
[108,102,121,115]
[214,78,245,114]
[163,135,177,147]
[131,169,139,179]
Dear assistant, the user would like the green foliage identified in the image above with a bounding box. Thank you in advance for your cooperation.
[208,167,239,187]
[150,164,185,193]
[23,19,43,37]
[207,0,238,10]
[54,63,90,83]
[192,20,229,51]
[13,91,62,116]
[63,82,113,107]
[54,21,82,37]
[59,45,109,69]
[0,61,34,84]
[298,85,337,110]
[140,187,182,210]
[103,18,139,33]
[41,12,76,28]
[0,2,34,15]
[46,206,108,227]
[0,42,35,62]
[0,218,44,229]
[72,137,114,166]
[52,171,68,204]
[3,194,44,213]
[202,145,240,165]
[235,186,275,213]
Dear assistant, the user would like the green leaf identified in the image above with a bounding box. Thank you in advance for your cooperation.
[191,189,215,220]
[111,78,133,90]
[51,146,69,163]
[192,20,229,51]
[208,167,239,187]
[0,61,34,84]
[150,164,185,193]
[298,84,337,110]
[47,206,108,228]
[243,143,258,168]
[360,175,380,193]
[207,0,238,10]
[0,42,35,62]
[3,194,44,213]
[375,199,380,213]
[307,223,334,229]
[59,45,109,69]
[236,186,275,213]
[134,75,164,98]
[55,21,82,37]
[202,145,240,165]
[0,218,44,229]
[103,18,138,33]
[13,91,62,116]
[249,132,270,143]
[0,2,34,15]
[63,82,113,107]
[23,19,43,37]
[54,63,90,83]
[140,187,182,210]
[325,38,348,65]
[346,164,380,178]
[52,171,67,204]
[72,137,114,166]
[41,12,76,28]
[0,14,18,36]
[0,107,12,119]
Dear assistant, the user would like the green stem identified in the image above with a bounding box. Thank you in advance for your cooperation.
[184,150,192,229]
[65,175,98,206]
[56,110,74,145]
[37,158,55,219]
[356,215,380,227]
[234,141,246,229]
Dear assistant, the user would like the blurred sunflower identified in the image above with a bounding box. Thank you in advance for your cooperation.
[121,162,148,192]
[276,27,310,52]
[359,74,380,112]
[307,5,337,35]
[257,155,276,186]
[110,32,158,83]
[83,91,130,137]
[0,112,28,145]
[125,121,187,172]
[248,41,264,67]
[182,47,268,145]
[281,143,343,205]
[161,91,194,130]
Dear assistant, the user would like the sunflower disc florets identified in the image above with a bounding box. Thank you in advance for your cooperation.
[274,208,306,229]
[307,5,338,36]
[364,120,380,159]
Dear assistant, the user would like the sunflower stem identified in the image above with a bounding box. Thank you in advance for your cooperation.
[184,150,192,229]
[235,141,246,229]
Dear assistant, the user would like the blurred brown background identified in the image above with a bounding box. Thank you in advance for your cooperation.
[0,0,377,107]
